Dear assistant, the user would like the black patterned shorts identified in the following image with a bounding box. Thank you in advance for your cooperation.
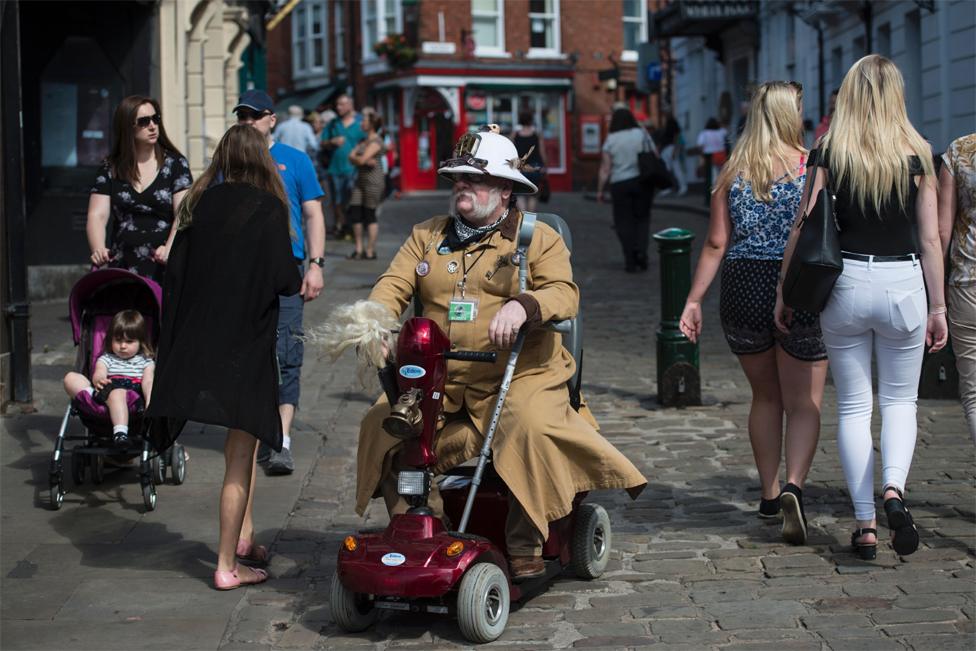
[719,258,827,361]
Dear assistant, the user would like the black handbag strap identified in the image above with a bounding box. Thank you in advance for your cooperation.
[798,151,836,227]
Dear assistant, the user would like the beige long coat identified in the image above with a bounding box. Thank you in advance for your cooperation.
[356,210,647,538]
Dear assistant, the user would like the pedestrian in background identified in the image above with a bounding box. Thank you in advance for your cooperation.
[346,110,386,260]
[87,95,192,283]
[814,89,839,143]
[776,55,946,560]
[697,118,728,205]
[657,113,688,197]
[938,132,976,443]
[513,111,546,213]
[323,94,365,240]
[147,124,303,591]
[235,89,326,476]
[680,81,827,545]
[597,107,656,273]
[274,105,319,159]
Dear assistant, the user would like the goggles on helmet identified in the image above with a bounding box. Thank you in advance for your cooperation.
[439,133,489,172]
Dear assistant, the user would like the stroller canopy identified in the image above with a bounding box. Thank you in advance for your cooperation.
[68,268,163,345]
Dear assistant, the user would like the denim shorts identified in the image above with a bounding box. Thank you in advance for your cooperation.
[277,266,305,406]
[330,173,357,209]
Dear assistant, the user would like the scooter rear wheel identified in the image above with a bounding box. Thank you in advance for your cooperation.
[330,570,376,632]
[456,562,510,643]
[571,503,612,579]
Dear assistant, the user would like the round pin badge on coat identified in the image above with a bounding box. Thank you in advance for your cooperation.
[447,261,459,274]
[416,261,430,277]
[511,252,523,266]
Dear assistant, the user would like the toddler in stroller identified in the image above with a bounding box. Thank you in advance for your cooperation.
[49,267,186,511]
[63,309,155,446]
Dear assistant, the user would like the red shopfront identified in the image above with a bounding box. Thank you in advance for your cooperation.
[370,71,574,193]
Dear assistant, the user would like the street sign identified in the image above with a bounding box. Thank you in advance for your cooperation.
[636,42,661,94]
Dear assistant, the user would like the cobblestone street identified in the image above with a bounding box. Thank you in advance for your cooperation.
[2,192,974,650]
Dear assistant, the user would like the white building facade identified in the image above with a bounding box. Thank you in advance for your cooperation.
[658,0,975,172]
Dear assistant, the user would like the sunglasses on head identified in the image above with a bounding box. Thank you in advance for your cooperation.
[236,108,270,121]
[135,114,162,128]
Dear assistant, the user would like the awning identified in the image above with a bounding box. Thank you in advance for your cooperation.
[464,83,570,93]
[273,80,347,115]
[653,0,757,38]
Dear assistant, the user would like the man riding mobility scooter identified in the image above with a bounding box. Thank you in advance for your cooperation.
[327,126,646,643]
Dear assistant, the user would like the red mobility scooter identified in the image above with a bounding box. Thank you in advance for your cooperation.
[330,214,613,643]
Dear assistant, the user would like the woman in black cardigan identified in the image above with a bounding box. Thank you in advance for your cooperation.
[148,125,302,590]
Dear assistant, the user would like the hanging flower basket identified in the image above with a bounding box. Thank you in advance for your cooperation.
[373,33,418,69]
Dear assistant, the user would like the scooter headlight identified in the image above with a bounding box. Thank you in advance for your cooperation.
[397,471,430,497]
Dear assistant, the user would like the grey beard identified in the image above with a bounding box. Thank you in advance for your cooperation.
[450,188,502,223]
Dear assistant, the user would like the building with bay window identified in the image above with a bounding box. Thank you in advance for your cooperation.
[266,0,671,192]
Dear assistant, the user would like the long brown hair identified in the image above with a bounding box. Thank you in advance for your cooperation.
[107,96,183,184]
[177,124,289,229]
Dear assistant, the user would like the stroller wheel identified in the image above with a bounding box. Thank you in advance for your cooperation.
[570,503,612,580]
[71,451,86,486]
[456,563,510,643]
[142,482,157,511]
[151,454,166,486]
[330,570,376,632]
[90,455,105,485]
[169,444,187,485]
[49,481,65,510]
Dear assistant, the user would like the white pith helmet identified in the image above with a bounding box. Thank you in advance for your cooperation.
[438,124,538,194]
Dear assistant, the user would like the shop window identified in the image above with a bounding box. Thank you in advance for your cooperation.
[472,0,506,55]
[622,0,647,61]
[362,0,403,61]
[467,91,566,174]
[528,0,560,56]
[293,0,328,78]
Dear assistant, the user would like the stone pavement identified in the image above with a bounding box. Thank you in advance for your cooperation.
[2,192,973,651]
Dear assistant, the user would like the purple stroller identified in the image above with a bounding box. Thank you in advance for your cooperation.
[49,268,187,511]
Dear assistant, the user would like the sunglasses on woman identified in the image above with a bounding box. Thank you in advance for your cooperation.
[135,114,162,128]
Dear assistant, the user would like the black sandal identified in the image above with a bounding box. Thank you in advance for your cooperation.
[851,527,878,560]
[883,486,919,556]
[347,251,363,260]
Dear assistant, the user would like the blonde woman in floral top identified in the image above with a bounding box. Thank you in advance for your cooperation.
[939,132,976,442]
[88,96,192,283]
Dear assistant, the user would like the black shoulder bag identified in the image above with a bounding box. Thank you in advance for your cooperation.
[638,131,674,191]
[782,161,843,313]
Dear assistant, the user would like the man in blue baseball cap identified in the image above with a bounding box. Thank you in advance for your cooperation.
[234,89,326,476]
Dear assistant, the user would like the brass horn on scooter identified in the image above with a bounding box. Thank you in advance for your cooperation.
[383,388,423,438]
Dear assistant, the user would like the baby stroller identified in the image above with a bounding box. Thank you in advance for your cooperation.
[48,268,187,512]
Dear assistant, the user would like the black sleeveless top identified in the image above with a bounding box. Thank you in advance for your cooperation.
[808,148,924,256]
[513,132,544,169]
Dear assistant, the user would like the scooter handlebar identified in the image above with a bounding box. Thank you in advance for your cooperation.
[444,350,497,363]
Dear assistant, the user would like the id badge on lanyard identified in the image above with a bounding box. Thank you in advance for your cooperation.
[448,298,479,322]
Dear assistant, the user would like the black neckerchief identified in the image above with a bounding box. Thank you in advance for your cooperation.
[442,210,509,251]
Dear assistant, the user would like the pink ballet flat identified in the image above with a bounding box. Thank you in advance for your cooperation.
[236,539,270,565]
[213,565,268,590]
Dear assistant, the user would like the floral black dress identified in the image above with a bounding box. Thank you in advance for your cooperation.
[91,154,193,282]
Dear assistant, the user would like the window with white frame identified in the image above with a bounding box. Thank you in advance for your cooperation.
[361,0,403,60]
[292,0,328,77]
[622,0,647,57]
[465,91,566,173]
[528,0,560,55]
[472,0,505,55]
[334,1,346,69]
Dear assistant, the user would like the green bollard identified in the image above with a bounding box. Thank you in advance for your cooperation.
[653,227,701,407]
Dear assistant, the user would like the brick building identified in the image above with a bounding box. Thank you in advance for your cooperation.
[265,0,670,191]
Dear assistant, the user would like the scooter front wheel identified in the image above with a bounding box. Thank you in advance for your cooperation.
[571,502,612,579]
[456,562,510,643]
[330,570,376,632]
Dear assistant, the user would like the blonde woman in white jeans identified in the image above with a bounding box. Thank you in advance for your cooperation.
[775,55,948,560]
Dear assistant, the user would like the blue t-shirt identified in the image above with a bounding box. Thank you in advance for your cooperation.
[270,142,325,259]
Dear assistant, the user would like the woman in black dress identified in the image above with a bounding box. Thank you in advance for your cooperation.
[148,125,302,590]
[87,96,192,283]
[513,110,546,213]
